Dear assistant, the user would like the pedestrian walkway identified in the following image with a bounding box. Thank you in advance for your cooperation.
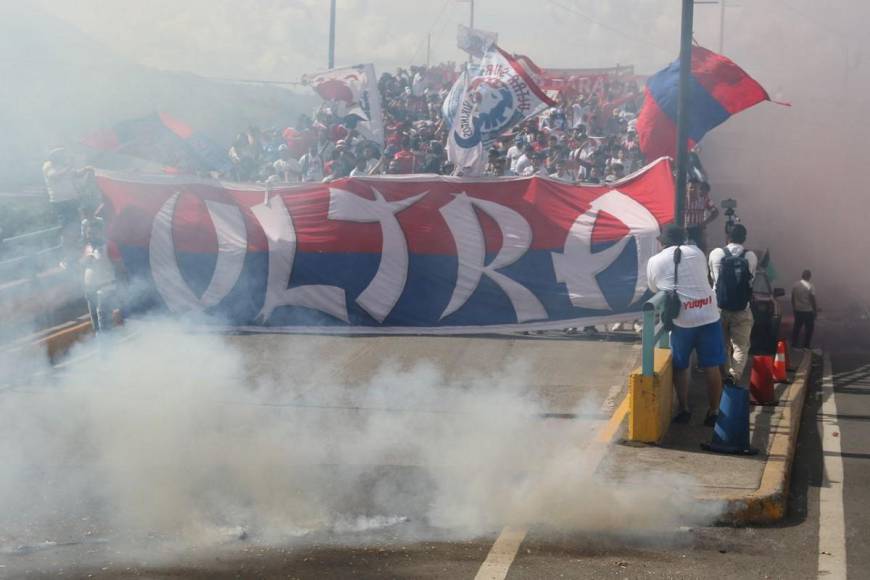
[602,349,815,524]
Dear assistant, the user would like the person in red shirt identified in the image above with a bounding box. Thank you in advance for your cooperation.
[392,136,416,174]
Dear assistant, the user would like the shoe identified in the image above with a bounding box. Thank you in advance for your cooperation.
[672,410,692,424]
[703,412,719,427]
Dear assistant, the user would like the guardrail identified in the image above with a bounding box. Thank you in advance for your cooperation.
[641,290,671,376]
[0,225,63,282]
[627,290,675,444]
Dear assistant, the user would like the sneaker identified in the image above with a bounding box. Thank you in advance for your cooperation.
[703,412,719,427]
[672,410,692,424]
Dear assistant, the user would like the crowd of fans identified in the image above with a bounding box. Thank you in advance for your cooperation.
[224,62,647,185]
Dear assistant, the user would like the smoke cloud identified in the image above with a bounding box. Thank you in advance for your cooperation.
[0,319,718,563]
[696,1,870,304]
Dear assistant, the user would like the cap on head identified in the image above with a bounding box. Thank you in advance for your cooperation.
[660,223,686,246]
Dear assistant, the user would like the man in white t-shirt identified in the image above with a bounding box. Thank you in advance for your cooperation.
[709,224,757,382]
[647,224,726,425]
[506,137,524,175]
[791,269,818,348]
[514,143,533,176]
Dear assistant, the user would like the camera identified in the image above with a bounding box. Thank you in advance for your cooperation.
[721,198,739,236]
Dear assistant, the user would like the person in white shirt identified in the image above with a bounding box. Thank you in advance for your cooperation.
[349,157,369,177]
[791,270,818,348]
[299,145,324,183]
[708,224,758,382]
[522,153,548,177]
[647,224,726,425]
[571,101,586,129]
[506,137,524,175]
[549,159,575,183]
[514,144,533,176]
[272,145,302,183]
[43,148,94,267]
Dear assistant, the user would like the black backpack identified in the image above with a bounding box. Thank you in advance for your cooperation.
[715,247,753,311]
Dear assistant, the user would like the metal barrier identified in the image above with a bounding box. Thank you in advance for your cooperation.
[641,290,671,376]
[0,225,63,281]
[626,290,675,444]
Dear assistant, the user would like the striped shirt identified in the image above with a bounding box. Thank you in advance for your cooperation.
[684,194,714,227]
[647,245,721,328]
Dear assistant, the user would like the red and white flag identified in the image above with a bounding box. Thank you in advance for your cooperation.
[302,64,385,147]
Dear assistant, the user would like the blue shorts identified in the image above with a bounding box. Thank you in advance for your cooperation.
[671,320,726,370]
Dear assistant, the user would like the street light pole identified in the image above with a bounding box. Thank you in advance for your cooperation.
[470,0,475,29]
[328,0,336,69]
[719,0,726,53]
[674,0,695,227]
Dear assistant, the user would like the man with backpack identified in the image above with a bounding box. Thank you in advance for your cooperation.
[708,224,758,383]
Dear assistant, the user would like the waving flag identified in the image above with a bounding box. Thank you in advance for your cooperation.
[98,158,675,334]
[637,46,779,162]
[81,112,230,174]
[303,64,385,147]
[457,24,498,58]
[447,46,555,174]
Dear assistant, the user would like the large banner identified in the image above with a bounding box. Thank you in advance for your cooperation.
[302,64,385,147]
[446,46,556,174]
[98,158,674,334]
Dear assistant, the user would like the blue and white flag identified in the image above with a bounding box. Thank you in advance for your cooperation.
[446,47,555,174]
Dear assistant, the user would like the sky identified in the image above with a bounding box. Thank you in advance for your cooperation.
[37,0,701,80]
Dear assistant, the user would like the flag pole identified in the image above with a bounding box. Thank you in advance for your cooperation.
[674,0,694,227]
[468,0,475,64]
[328,0,336,69]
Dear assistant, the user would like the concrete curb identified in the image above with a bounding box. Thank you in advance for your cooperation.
[0,317,94,364]
[40,320,94,362]
[697,351,815,525]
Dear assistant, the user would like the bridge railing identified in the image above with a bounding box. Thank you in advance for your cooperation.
[0,226,63,282]
[641,290,671,376]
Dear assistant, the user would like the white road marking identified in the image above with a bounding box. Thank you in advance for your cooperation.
[818,353,847,579]
[473,526,528,580]
[473,391,629,580]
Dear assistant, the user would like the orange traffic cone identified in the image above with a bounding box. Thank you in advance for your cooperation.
[773,341,789,383]
[750,355,776,405]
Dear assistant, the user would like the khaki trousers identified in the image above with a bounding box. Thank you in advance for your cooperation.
[721,308,754,380]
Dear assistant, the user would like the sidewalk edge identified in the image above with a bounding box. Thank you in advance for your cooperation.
[697,351,815,525]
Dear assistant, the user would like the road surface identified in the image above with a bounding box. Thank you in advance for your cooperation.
[2,314,869,579]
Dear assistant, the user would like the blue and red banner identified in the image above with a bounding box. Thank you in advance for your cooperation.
[636,46,773,162]
[98,159,675,334]
[82,112,230,174]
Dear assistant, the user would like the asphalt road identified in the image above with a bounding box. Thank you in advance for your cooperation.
[2,316,869,579]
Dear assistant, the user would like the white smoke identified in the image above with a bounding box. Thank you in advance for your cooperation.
[0,318,719,561]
